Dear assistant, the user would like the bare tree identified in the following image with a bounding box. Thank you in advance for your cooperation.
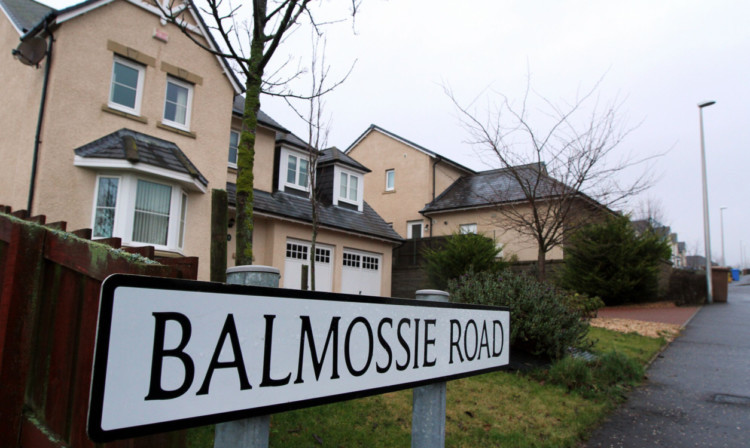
[284,32,334,290]
[632,197,669,228]
[447,78,658,281]
[157,0,359,265]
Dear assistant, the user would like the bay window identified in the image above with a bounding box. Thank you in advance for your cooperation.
[132,179,172,245]
[93,176,120,238]
[91,174,188,252]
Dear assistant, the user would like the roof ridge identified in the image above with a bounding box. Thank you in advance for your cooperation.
[345,124,476,174]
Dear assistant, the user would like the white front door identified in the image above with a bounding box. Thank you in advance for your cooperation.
[283,240,333,292]
[341,249,382,296]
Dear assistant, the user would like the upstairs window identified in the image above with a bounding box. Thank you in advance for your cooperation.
[228,130,239,167]
[163,76,193,131]
[333,166,363,211]
[109,57,144,115]
[339,172,359,203]
[286,153,310,190]
[385,169,395,191]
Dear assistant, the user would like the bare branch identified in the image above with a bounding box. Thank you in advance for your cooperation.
[445,75,659,280]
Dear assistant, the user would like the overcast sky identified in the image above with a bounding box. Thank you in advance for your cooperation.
[40,0,750,267]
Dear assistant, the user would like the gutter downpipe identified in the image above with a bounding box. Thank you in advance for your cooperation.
[26,22,55,214]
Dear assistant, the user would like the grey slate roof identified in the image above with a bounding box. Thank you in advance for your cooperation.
[277,131,310,150]
[421,164,564,213]
[231,96,288,133]
[319,147,370,173]
[0,0,53,33]
[74,129,208,186]
[226,183,402,243]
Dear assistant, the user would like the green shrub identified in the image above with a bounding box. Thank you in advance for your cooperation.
[448,270,589,359]
[423,232,507,290]
[562,292,604,318]
[559,215,672,306]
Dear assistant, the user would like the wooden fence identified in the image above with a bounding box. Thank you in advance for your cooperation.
[0,207,198,448]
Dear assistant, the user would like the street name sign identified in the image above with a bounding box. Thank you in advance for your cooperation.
[88,274,509,442]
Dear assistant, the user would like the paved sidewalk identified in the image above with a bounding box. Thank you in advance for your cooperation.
[586,277,750,447]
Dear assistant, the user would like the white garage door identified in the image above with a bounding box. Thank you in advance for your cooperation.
[284,240,333,292]
[341,249,382,296]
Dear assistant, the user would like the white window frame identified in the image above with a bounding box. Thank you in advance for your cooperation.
[109,56,145,116]
[459,223,478,234]
[162,76,194,131]
[178,192,188,250]
[279,147,311,193]
[385,169,395,191]
[407,220,423,239]
[92,175,122,239]
[228,130,240,168]
[332,165,364,211]
[90,173,188,253]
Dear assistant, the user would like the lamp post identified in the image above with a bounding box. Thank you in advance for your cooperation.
[720,206,728,266]
[699,100,715,303]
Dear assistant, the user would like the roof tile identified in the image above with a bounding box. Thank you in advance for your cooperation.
[74,128,208,186]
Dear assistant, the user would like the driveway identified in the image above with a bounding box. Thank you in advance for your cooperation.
[586,277,750,447]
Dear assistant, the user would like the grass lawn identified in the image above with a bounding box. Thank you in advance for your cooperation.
[188,327,668,447]
[587,326,667,365]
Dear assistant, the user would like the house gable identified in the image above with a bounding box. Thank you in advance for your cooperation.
[345,125,473,238]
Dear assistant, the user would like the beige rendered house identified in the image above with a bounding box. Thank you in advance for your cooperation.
[347,125,609,263]
[345,125,475,240]
[0,0,401,294]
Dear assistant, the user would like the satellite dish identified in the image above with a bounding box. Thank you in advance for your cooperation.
[13,37,48,66]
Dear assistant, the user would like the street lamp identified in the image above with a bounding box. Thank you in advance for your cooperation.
[720,206,728,266]
[699,100,715,303]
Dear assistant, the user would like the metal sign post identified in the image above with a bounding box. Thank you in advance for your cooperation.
[215,266,280,448]
[412,290,449,448]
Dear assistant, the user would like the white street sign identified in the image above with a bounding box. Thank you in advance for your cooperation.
[88,274,509,442]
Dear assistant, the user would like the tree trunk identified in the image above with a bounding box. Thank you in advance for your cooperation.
[235,38,265,266]
[537,246,547,282]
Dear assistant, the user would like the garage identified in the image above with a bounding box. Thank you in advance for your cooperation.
[341,249,382,296]
[284,239,333,292]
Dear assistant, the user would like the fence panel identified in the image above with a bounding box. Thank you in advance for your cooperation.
[0,210,197,447]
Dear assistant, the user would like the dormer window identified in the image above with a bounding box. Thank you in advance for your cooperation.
[279,147,310,193]
[339,172,359,203]
[333,166,363,211]
[287,154,309,189]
